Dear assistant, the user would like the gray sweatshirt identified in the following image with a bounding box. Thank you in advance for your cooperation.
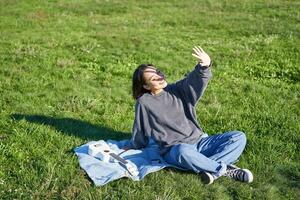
[128,64,213,154]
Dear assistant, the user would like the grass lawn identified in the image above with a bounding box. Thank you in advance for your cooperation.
[0,0,299,199]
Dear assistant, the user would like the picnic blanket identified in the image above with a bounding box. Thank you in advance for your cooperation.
[74,139,184,186]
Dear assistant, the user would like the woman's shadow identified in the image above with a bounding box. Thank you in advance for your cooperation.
[11,114,129,141]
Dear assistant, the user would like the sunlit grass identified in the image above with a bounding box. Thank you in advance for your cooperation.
[0,0,299,199]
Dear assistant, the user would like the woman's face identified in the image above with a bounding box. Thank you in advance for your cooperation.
[142,66,167,92]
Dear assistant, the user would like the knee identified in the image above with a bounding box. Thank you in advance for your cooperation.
[231,131,247,147]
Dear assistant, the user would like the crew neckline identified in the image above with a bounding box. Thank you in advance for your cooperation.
[150,88,166,97]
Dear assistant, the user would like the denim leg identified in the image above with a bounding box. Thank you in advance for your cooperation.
[163,143,225,174]
[197,131,247,164]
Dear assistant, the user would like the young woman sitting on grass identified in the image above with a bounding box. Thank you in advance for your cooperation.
[124,46,253,185]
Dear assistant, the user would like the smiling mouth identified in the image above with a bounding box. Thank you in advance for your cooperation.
[158,79,166,85]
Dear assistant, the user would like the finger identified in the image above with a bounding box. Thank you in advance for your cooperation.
[192,48,200,56]
[197,46,204,53]
[195,46,202,53]
[192,53,202,60]
[195,46,204,55]
[193,47,202,55]
[194,46,201,54]
[192,47,197,54]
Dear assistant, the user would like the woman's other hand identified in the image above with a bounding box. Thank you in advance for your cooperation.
[192,46,211,67]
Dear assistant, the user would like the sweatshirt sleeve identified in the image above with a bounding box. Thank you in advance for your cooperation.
[174,63,212,106]
[128,101,149,149]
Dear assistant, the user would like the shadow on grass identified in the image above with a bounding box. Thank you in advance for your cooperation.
[11,114,129,141]
[275,163,300,189]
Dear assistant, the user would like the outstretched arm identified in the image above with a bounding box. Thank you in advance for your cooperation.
[174,46,213,106]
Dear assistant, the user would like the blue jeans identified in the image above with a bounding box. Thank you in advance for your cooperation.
[163,131,246,176]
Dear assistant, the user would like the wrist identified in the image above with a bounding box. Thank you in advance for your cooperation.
[199,60,212,68]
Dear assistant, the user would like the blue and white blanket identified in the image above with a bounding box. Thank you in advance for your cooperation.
[74,139,183,186]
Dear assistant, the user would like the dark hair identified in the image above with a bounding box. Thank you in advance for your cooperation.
[132,63,155,99]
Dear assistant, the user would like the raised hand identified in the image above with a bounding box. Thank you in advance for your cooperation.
[192,46,211,67]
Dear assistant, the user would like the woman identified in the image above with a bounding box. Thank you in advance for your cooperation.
[124,46,253,185]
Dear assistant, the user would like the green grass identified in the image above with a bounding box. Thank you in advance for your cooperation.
[0,0,299,199]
